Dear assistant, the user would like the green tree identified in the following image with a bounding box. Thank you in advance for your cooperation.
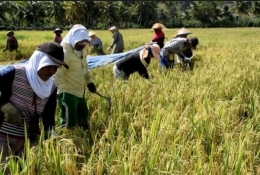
[251,1,260,26]
[18,1,48,28]
[46,1,67,27]
[189,1,222,27]
[63,1,85,25]
[230,1,251,26]
[97,1,119,28]
[118,2,134,28]
[132,1,158,28]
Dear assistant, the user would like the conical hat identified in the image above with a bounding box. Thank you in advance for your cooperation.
[54,28,63,33]
[109,26,117,31]
[151,23,168,30]
[7,31,14,36]
[89,31,96,37]
[176,28,191,35]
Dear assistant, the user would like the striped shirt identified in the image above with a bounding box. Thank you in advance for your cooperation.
[0,66,55,137]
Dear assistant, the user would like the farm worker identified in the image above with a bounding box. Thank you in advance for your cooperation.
[54,28,63,44]
[88,31,106,55]
[151,23,166,49]
[4,31,18,52]
[169,27,194,68]
[160,37,199,69]
[113,43,160,80]
[107,26,124,54]
[0,42,67,170]
[53,24,97,130]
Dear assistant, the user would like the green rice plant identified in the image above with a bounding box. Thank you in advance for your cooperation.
[1,28,260,174]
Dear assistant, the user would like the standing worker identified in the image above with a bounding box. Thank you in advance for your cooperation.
[53,28,63,44]
[53,24,97,130]
[4,31,18,52]
[107,26,124,54]
[151,23,166,49]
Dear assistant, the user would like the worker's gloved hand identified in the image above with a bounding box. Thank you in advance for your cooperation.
[1,103,23,125]
[87,83,97,93]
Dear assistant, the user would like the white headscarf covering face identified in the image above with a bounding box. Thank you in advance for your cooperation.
[25,50,60,99]
[62,25,89,57]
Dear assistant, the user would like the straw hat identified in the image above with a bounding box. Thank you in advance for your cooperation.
[89,31,96,37]
[176,28,191,36]
[109,26,117,31]
[7,31,14,36]
[54,28,63,33]
[151,23,168,30]
[140,43,161,67]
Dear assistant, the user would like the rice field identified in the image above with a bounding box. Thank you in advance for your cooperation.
[1,27,260,175]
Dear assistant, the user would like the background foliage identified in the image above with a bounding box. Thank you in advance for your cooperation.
[1,1,260,30]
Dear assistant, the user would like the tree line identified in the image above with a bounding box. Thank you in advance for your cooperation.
[0,1,260,30]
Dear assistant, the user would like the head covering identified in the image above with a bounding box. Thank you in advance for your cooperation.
[189,37,199,49]
[70,24,84,29]
[36,42,68,69]
[151,23,168,30]
[54,28,63,34]
[150,43,160,61]
[7,31,14,36]
[176,28,192,36]
[62,25,90,48]
[109,26,117,31]
[139,43,161,67]
[25,50,61,99]
[89,31,96,37]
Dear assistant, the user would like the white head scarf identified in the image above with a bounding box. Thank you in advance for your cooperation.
[25,50,60,99]
[62,25,89,57]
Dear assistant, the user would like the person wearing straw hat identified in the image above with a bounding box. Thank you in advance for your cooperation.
[113,43,160,80]
[88,31,106,55]
[151,23,166,49]
[160,37,199,69]
[0,42,67,173]
[53,28,63,44]
[107,26,124,54]
[4,31,18,52]
[53,24,97,130]
[174,28,194,67]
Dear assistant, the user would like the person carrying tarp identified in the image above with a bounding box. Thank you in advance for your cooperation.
[88,31,106,55]
[53,24,97,130]
[113,43,160,80]
[160,37,199,69]
[0,42,67,174]
[107,26,124,54]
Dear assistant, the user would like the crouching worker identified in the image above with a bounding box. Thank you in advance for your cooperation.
[160,37,199,69]
[0,42,68,172]
[89,31,106,55]
[53,24,97,130]
[113,43,160,80]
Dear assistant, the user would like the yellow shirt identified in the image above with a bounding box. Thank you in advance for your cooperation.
[53,42,93,98]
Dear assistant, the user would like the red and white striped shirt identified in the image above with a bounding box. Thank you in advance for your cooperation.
[0,66,55,137]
